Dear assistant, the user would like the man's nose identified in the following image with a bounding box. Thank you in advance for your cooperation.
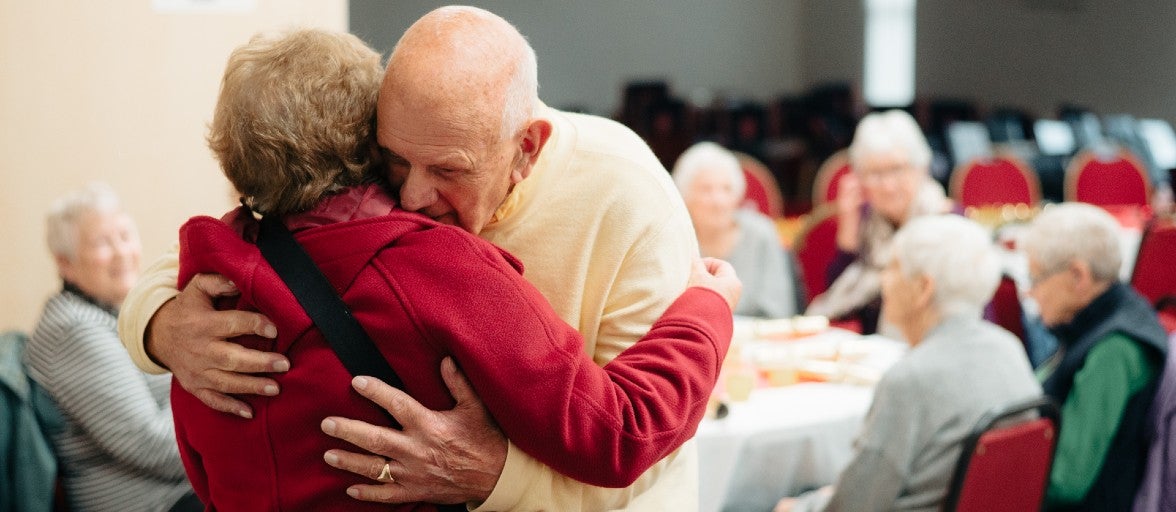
[398,171,436,212]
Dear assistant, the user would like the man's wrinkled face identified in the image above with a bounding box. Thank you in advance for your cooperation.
[377,95,522,235]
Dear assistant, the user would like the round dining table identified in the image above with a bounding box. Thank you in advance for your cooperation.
[696,325,906,512]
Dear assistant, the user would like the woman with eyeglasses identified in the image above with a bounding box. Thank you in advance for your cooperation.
[806,110,954,334]
[1021,203,1166,511]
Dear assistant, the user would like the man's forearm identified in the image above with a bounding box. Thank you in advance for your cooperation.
[118,245,182,374]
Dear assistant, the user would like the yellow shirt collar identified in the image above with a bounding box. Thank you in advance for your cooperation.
[490,182,524,224]
[487,104,560,227]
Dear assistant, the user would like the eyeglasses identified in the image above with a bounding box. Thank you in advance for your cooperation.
[1028,266,1066,289]
[858,163,914,185]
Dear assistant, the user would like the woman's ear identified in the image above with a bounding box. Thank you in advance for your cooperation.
[915,273,936,310]
[55,254,75,282]
[1068,259,1097,292]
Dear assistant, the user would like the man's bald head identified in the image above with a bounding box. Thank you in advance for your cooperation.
[384,5,538,142]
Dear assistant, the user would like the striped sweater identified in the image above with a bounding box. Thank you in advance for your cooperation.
[25,286,191,512]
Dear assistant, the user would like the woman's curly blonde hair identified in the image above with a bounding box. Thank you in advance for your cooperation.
[208,29,383,216]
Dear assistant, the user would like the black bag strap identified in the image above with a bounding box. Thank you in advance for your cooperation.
[256,217,480,511]
[255,215,405,429]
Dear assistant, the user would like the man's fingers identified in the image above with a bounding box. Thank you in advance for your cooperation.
[188,273,241,298]
[205,339,288,373]
[346,483,414,504]
[321,416,410,459]
[199,367,281,396]
[211,309,278,340]
[351,376,431,429]
[191,389,254,419]
[439,357,479,406]
[323,449,392,481]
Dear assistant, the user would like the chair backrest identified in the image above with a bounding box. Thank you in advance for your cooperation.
[1064,148,1152,208]
[812,150,852,209]
[989,275,1028,350]
[1131,216,1176,331]
[943,396,1060,512]
[0,331,64,512]
[949,154,1042,209]
[792,206,839,305]
[735,152,784,218]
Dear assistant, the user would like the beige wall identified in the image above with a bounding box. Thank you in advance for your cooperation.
[0,0,347,332]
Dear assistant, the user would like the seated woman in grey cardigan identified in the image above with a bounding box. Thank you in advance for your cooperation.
[672,141,801,318]
[26,183,200,512]
[775,214,1041,512]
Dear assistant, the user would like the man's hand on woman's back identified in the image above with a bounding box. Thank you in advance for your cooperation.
[146,273,287,418]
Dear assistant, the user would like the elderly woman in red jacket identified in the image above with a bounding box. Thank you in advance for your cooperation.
[172,29,740,511]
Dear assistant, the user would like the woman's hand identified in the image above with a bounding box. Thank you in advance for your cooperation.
[835,173,863,252]
[687,257,742,311]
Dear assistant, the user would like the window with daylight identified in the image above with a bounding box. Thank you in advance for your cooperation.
[863,0,916,107]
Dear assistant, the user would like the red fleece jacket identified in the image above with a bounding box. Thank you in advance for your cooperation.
[172,185,732,511]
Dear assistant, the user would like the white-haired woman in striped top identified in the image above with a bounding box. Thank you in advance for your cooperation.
[25,182,199,512]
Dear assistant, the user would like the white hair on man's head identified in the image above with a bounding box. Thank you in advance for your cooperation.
[46,182,124,261]
[849,109,932,172]
[1020,202,1122,282]
[499,41,538,139]
[890,214,1000,317]
[671,141,746,201]
[392,5,539,141]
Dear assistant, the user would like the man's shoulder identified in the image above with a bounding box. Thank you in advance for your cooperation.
[557,109,640,144]
[554,110,666,177]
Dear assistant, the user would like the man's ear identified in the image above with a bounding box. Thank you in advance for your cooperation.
[510,118,553,184]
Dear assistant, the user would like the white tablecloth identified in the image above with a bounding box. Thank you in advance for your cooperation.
[696,330,905,512]
[697,383,873,512]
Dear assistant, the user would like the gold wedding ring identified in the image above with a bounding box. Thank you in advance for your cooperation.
[377,462,395,483]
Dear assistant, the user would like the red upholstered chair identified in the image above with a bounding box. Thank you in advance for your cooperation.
[735,152,784,218]
[793,206,839,305]
[1158,301,1176,335]
[812,150,852,209]
[949,154,1041,209]
[1131,216,1176,333]
[943,396,1060,512]
[1064,148,1151,208]
[989,275,1028,350]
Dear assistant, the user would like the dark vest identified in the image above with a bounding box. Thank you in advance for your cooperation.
[1044,282,1167,512]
